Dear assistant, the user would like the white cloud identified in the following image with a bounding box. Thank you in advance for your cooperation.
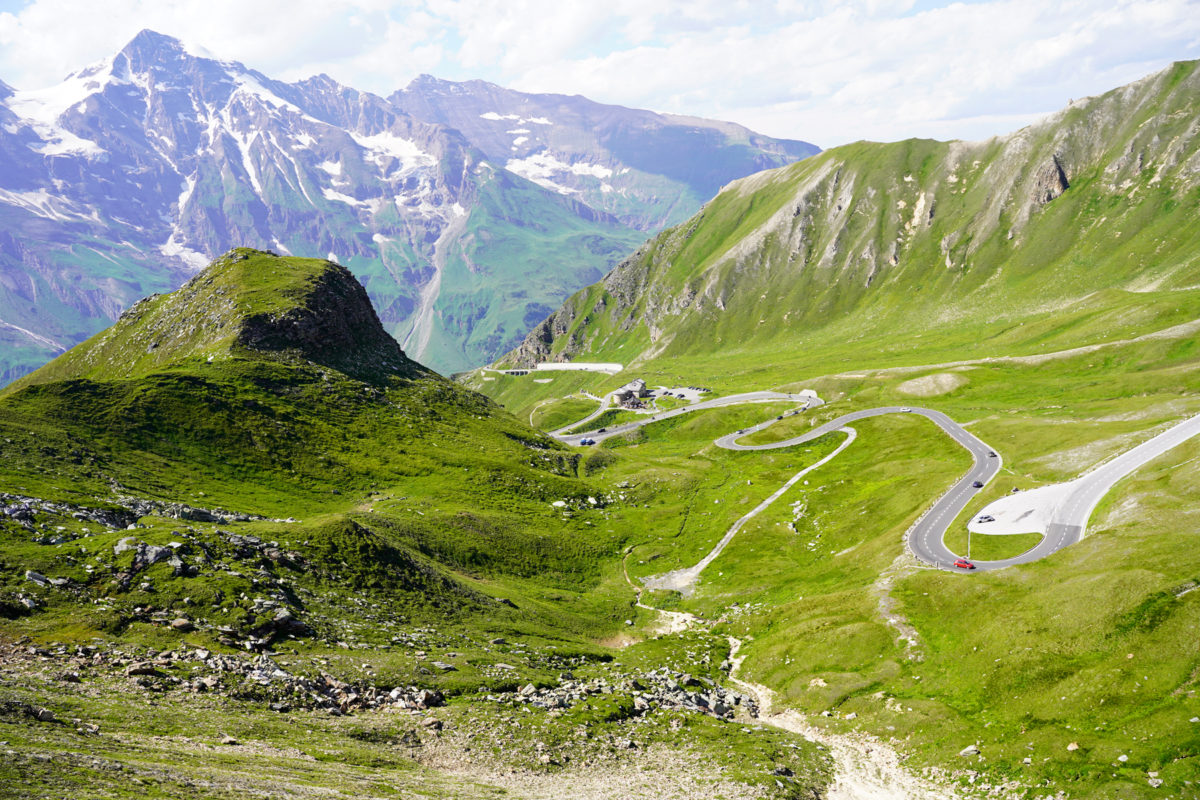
[0,0,1197,147]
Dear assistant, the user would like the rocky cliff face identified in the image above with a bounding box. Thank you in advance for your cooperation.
[0,31,817,382]
[496,60,1200,372]
[233,254,421,381]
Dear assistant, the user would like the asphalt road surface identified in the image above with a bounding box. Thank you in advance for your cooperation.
[561,397,999,573]
[559,392,1200,574]
[552,390,819,444]
[714,407,1003,571]
[968,412,1200,569]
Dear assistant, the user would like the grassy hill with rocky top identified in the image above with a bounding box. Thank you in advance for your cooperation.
[7,249,424,388]
[0,248,833,799]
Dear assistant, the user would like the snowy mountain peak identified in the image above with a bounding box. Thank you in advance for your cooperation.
[403,74,488,95]
[118,28,189,65]
[0,31,818,383]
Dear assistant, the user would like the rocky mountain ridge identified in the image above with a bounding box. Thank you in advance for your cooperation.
[390,75,818,231]
[498,59,1200,372]
[0,30,817,381]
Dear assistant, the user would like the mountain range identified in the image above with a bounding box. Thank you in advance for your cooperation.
[0,29,817,382]
[5,55,1200,799]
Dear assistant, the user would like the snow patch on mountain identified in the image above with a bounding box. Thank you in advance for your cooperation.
[570,162,614,179]
[6,68,112,157]
[0,318,66,352]
[232,73,303,116]
[505,153,614,193]
[159,234,209,271]
[480,111,519,121]
[0,188,95,222]
[323,187,367,208]
[351,131,436,173]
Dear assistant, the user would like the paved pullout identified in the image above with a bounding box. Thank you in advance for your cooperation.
[967,412,1200,569]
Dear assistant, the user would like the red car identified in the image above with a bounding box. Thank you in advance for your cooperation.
[954,559,976,570]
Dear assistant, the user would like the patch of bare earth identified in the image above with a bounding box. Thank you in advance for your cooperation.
[419,737,770,800]
[872,552,924,660]
[727,641,960,800]
[896,373,967,397]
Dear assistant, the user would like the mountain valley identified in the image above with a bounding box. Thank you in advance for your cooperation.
[1,41,1199,800]
[465,58,1200,798]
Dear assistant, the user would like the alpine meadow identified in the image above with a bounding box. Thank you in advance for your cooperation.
[2,16,1200,800]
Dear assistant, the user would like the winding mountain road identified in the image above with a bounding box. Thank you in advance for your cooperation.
[553,389,820,443]
[715,406,1005,570]
[553,391,1200,577]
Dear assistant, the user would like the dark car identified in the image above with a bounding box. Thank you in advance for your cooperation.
[971,480,984,488]
[954,559,976,570]
[988,451,997,457]
[579,438,596,446]
[598,428,607,433]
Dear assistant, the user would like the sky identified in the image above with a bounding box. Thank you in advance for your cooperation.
[0,0,1198,147]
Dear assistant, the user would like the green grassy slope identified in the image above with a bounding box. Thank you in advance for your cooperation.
[0,249,620,619]
[461,60,1200,797]
[0,248,833,798]
[478,60,1200,418]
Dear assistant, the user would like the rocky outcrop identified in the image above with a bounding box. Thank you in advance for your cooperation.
[503,302,580,368]
[234,253,422,381]
[1031,156,1070,205]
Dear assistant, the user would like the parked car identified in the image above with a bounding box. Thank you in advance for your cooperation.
[579,438,596,446]
[954,559,976,570]
[977,515,995,523]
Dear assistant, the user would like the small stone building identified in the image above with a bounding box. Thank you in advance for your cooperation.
[613,378,650,406]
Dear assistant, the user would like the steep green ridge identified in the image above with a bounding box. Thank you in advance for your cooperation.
[487,60,1200,407]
